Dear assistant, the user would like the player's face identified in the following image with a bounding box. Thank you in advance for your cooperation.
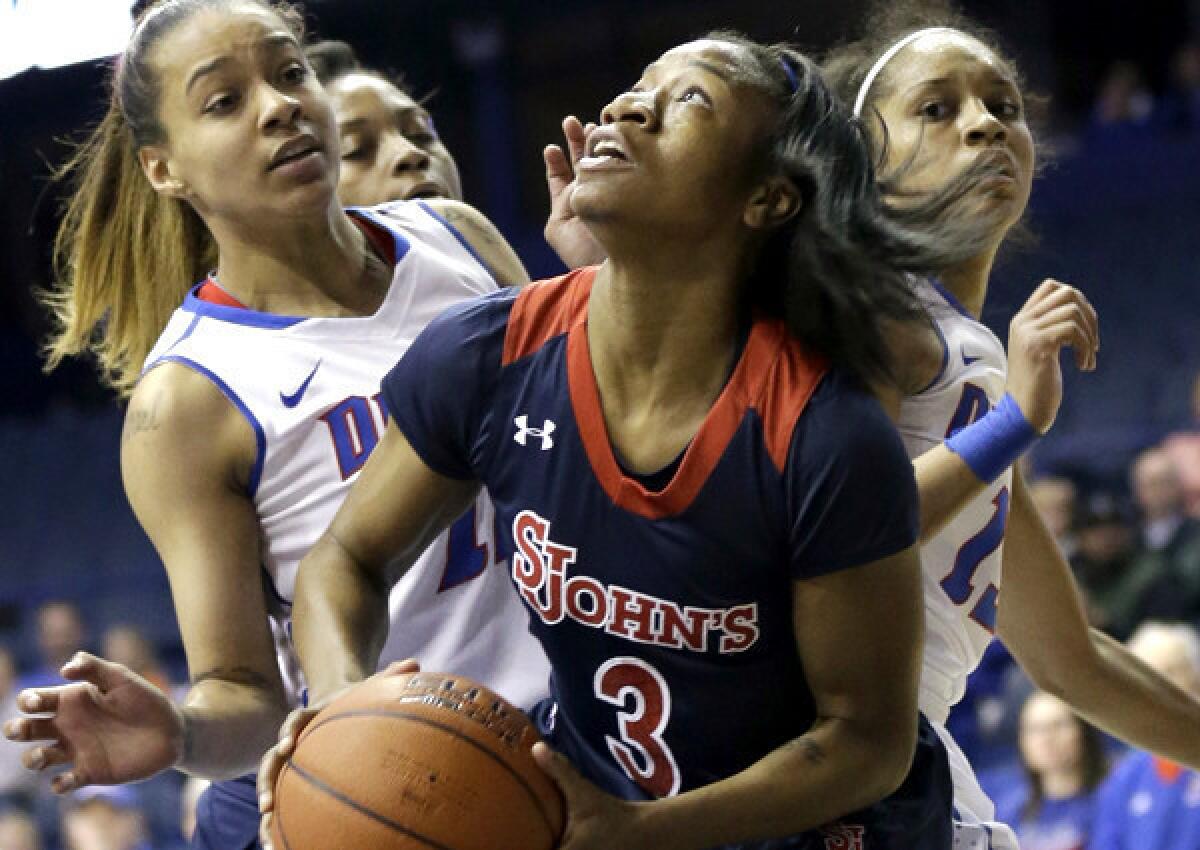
[1018,693,1083,775]
[328,73,463,206]
[572,40,772,238]
[870,33,1034,237]
[141,5,340,223]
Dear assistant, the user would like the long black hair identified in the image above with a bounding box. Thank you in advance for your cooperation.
[712,32,996,389]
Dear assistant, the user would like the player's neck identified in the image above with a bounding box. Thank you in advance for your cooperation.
[584,258,742,466]
[937,246,1000,320]
[1039,768,1085,800]
[208,208,388,318]
[589,257,742,394]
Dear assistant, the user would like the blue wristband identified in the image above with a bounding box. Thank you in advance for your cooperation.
[944,393,1039,484]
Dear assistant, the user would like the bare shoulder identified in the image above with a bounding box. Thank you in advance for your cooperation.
[883,315,946,398]
[423,198,529,287]
[123,363,257,490]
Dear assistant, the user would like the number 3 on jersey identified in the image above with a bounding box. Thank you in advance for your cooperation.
[594,657,682,797]
[940,487,1009,632]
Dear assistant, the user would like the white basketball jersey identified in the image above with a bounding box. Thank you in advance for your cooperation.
[897,279,1011,725]
[142,200,550,710]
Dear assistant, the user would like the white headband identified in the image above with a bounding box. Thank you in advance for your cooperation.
[852,27,958,118]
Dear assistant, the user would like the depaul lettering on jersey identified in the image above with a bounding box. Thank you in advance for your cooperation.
[511,509,760,654]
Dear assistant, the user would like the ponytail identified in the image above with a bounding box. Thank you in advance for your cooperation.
[42,95,213,397]
[42,0,303,397]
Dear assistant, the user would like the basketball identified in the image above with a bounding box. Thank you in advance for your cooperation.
[269,672,565,850]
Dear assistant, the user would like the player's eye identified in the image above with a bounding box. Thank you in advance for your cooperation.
[678,86,712,107]
[919,99,951,121]
[204,92,238,114]
[280,62,308,85]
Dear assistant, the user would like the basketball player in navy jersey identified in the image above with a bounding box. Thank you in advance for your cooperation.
[2,4,553,850]
[257,34,1022,849]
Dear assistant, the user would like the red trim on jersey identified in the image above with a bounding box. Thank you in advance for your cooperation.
[353,214,398,266]
[502,267,596,366]
[560,273,827,519]
[1154,757,1185,783]
[759,331,828,471]
[193,215,395,311]
[196,279,248,308]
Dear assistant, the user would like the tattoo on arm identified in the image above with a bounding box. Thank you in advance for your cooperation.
[122,399,161,444]
[441,206,506,252]
[786,737,827,766]
[191,666,272,688]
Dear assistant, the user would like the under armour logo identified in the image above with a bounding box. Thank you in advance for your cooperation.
[821,824,865,850]
[513,415,555,450]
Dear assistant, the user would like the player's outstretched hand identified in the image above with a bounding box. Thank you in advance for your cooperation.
[533,742,644,850]
[2,652,183,792]
[1006,279,1099,434]
[257,659,420,850]
[544,116,607,270]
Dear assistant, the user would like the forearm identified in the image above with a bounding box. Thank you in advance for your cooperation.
[179,679,289,779]
[1053,628,1200,769]
[292,532,392,704]
[914,444,990,542]
[633,717,910,849]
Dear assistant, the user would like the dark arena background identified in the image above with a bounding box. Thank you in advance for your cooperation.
[1,0,1198,848]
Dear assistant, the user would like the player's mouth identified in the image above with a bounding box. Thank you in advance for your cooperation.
[268,134,323,172]
[579,128,634,171]
[402,180,446,200]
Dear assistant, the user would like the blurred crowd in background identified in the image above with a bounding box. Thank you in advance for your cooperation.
[1,0,1200,848]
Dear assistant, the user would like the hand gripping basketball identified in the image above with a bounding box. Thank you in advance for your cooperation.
[261,663,565,850]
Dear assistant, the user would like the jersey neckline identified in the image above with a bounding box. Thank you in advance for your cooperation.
[563,268,788,520]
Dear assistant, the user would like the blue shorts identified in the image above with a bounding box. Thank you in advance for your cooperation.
[192,774,260,850]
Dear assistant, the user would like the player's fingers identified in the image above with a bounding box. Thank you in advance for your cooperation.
[49,770,85,795]
[15,688,60,715]
[4,716,60,743]
[22,744,69,771]
[532,741,585,802]
[562,115,587,164]
[260,811,276,850]
[1031,303,1098,353]
[61,652,129,693]
[380,659,420,677]
[257,743,284,813]
[1035,320,1093,363]
[544,145,573,188]
[1016,278,1063,313]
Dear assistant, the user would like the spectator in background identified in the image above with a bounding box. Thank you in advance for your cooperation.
[995,691,1108,850]
[61,787,154,850]
[0,808,42,850]
[1125,447,1200,626]
[100,626,171,695]
[17,602,86,691]
[1163,371,1200,518]
[1158,43,1200,133]
[0,646,37,804]
[1069,493,1144,638]
[1090,622,1200,849]
[1086,61,1156,149]
[1030,476,1080,559]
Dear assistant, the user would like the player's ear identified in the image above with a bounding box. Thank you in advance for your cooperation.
[139,145,190,199]
[744,175,800,230]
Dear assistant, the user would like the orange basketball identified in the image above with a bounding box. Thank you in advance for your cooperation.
[270,671,565,850]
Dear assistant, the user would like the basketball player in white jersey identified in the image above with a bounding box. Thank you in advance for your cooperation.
[820,5,1200,849]
[3,4,550,850]
[538,6,1200,849]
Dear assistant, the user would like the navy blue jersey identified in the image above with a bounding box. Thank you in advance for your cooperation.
[383,267,920,810]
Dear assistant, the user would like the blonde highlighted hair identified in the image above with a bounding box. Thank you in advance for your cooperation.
[41,0,303,397]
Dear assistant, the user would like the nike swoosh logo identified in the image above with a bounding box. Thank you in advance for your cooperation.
[280,361,322,408]
[962,350,983,366]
